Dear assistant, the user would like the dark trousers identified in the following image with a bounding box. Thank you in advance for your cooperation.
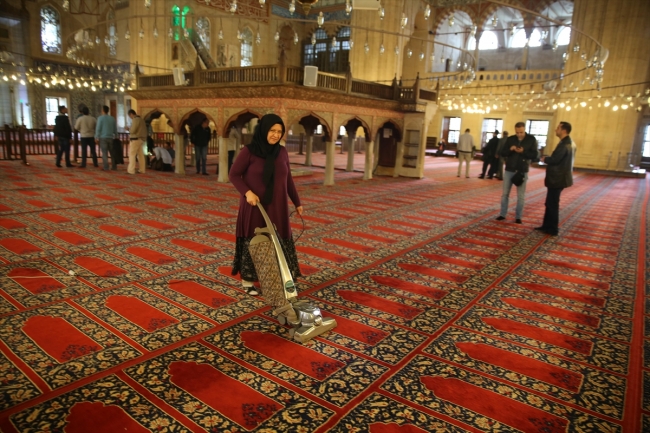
[480,159,497,177]
[195,145,208,174]
[80,137,98,167]
[542,187,564,233]
[55,137,71,166]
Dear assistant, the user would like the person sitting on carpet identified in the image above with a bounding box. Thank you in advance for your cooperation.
[229,114,304,296]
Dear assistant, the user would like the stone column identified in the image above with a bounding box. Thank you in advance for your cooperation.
[218,137,229,182]
[363,136,373,180]
[174,134,185,174]
[394,139,405,177]
[324,140,336,186]
[346,136,355,172]
[305,135,313,166]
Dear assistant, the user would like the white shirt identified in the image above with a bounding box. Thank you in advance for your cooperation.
[74,115,97,138]
[153,147,173,164]
[457,132,475,152]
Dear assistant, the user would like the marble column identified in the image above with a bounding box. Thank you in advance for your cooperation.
[324,140,336,186]
[174,134,185,174]
[363,136,373,180]
[346,136,355,172]
[218,137,229,182]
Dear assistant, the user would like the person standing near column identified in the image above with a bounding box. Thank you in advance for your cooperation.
[126,109,147,174]
[456,128,474,178]
[95,105,118,170]
[494,131,508,180]
[496,122,538,224]
[54,106,73,167]
[536,122,574,236]
[191,118,211,175]
[74,106,98,168]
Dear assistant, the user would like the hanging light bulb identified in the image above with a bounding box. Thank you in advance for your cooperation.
[289,0,295,15]
[349,38,354,48]
[229,0,238,14]
[419,51,425,61]
[63,0,70,11]
[256,31,261,45]
[440,56,445,63]
[144,0,151,8]
[572,43,580,52]
[311,33,316,45]
[429,53,435,63]
[259,0,265,6]
[470,25,477,36]
[364,41,370,54]
[345,0,352,16]
[424,4,431,20]
[394,45,399,55]
[378,5,385,20]
[274,31,280,42]
[218,29,224,40]
[492,15,498,27]
[294,31,299,45]
[168,28,174,39]
[317,12,325,27]
[401,13,408,29]
[237,29,242,40]
[379,44,385,54]
[95,36,100,45]
[153,27,159,39]
[407,48,412,58]
[332,36,337,46]
[552,41,558,51]
[105,35,110,45]
[125,28,131,40]
[448,16,455,26]
[139,26,145,39]
[183,28,189,39]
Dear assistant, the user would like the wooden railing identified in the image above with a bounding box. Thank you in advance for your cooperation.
[0,127,219,164]
[198,65,278,85]
[137,61,437,104]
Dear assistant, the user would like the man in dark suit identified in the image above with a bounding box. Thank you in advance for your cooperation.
[536,122,575,236]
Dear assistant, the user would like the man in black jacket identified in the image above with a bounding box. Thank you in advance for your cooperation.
[479,130,499,179]
[496,122,538,224]
[54,106,73,167]
[191,118,211,175]
[535,122,574,236]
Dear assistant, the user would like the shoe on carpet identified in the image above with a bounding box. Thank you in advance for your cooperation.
[202,172,209,175]
[515,219,522,224]
[487,176,493,179]
[534,226,548,231]
[246,287,259,296]
[496,216,506,221]
[478,174,485,179]
[56,164,62,167]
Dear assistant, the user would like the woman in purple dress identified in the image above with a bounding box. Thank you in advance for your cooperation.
[229,114,304,296]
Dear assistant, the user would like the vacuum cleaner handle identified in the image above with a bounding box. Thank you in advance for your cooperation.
[256,202,296,294]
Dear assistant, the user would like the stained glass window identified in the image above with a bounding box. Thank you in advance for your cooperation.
[240,28,253,67]
[41,6,61,54]
[172,5,180,27]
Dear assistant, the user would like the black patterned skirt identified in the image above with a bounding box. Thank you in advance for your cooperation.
[232,236,302,282]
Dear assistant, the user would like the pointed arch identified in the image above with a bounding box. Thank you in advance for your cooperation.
[288,112,332,142]
[224,109,263,134]
[375,120,402,143]
[338,116,371,141]
[179,109,217,136]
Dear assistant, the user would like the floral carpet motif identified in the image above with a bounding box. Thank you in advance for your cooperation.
[0,156,646,432]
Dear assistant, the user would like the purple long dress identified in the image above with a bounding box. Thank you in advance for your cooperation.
[229,146,302,281]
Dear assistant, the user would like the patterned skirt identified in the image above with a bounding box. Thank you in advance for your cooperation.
[232,236,302,283]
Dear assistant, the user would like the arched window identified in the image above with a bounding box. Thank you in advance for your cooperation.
[181,6,191,28]
[528,29,542,47]
[240,28,253,66]
[511,29,528,48]
[108,23,117,57]
[556,26,571,46]
[172,5,180,27]
[511,28,542,48]
[196,17,210,49]
[41,6,62,54]
[468,31,499,50]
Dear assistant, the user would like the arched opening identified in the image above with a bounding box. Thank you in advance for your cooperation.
[377,121,403,168]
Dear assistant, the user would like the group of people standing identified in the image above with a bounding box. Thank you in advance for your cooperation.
[53,105,119,170]
[454,121,575,235]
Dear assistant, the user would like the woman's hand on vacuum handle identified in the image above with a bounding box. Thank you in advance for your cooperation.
[296,206,303,216]
[245,190,259,206]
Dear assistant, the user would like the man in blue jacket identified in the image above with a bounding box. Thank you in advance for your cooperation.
[95,105,118,170]
[535,122,575,236]
[496,122,538,224]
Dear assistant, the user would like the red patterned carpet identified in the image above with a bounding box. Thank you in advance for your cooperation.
[0,155,647,432]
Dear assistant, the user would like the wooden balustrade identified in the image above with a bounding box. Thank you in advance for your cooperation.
[286,66,304,84]
[350,80,395,100]
[200,65,278,85]
[317,72,347,92]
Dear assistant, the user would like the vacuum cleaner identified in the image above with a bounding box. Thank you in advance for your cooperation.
[248,203,337,343]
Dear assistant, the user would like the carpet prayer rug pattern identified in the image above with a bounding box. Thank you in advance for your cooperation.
[0,157,647,432]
